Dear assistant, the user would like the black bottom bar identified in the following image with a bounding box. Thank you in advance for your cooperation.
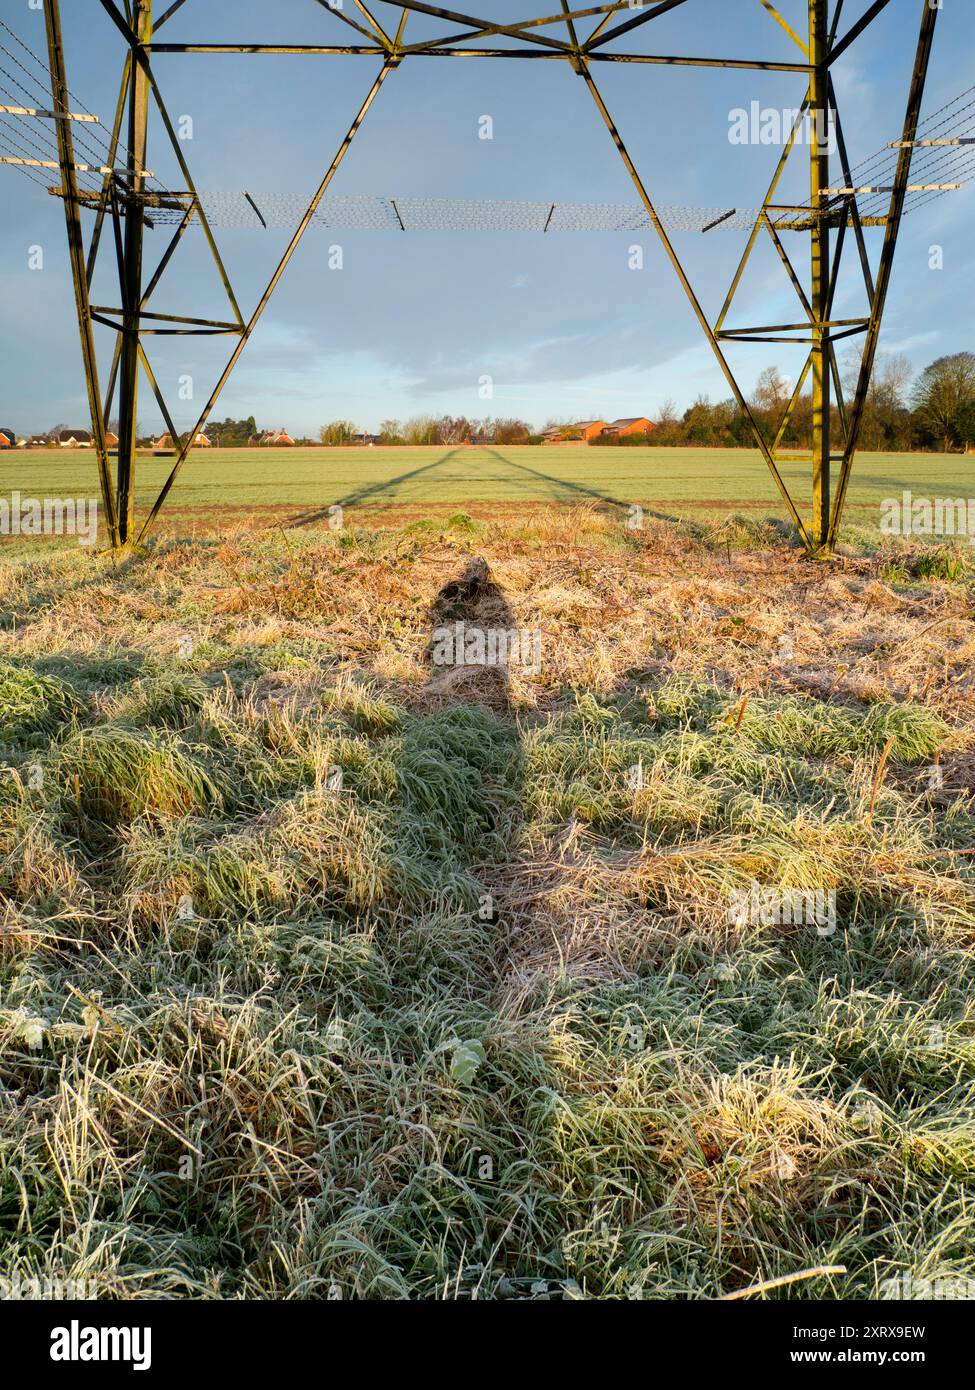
[3,1296,970,1375]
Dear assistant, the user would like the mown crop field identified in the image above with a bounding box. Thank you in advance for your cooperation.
[1,505,974,1300]
[4,445,972,540]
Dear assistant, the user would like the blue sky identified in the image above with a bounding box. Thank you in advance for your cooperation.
[1,0,973,437]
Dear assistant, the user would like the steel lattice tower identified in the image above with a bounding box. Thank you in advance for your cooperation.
[40,0,941,551]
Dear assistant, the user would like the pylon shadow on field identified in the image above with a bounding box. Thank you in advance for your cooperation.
[283,444,689,529]
[286,449,469,527]
[478,446,625,510]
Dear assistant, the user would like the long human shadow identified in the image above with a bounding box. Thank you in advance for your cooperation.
[423,554,519,713]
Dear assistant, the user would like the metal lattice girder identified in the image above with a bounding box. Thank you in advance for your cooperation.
[36,0,942,552]
[42,0,119,547]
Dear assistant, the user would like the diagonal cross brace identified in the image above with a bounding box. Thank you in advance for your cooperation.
[135,59,399,546]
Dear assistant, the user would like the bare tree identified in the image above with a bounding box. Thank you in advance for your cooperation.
[436,416,474,446]
[912,352,975,451]
[490,417,532,444]
[753,366,790,413]
[402,415,440,445]
[319,420,357,446]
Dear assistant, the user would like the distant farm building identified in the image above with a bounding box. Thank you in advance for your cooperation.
[54,428,93,447]
[542,420,607,444]
[604,417,654,439]
[105,431,120,447]
[575,420,609,442]
[542,418,652,444]
[154,432,210,451]
[252,427,295,446]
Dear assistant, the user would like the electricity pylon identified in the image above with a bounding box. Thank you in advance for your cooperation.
[40,0,941,551]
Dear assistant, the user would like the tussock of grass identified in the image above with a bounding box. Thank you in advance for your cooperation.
[0,786,92,914]
[0,660,85,744]
[114,671,210,728]
[396,704,519,854]
[651,674,950,763]
[730,696,949,763]
[54,725,223,831]
[321,677,404,735]
[913,546,969,582]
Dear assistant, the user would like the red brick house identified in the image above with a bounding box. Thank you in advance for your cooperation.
[604,417,654,439]
[252,427,295,446]
[575,420,607,442]
[542,419,608,444]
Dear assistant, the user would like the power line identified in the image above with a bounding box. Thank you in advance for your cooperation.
[0,55,107,194]
[842,85,975,219]
[0,20,165,194]
[0,131,51,188]
[0,17,969,230]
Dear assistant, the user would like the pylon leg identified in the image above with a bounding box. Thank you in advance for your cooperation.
[809,0,831,550]
[115,0,152,545]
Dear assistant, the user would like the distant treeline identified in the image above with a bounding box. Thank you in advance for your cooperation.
[53,350,968,453]
[336,353,975,453]
[591,353,975,453]
[360,418,536,446]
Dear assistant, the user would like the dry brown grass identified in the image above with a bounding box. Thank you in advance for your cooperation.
[1,507,974,1300]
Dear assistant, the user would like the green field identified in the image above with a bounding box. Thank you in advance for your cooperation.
[4,445,972,534]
